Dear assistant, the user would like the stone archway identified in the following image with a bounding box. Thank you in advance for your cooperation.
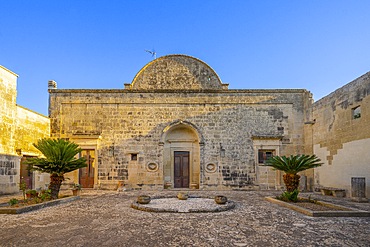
[161,121,201,189]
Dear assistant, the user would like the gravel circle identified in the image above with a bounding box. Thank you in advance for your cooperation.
[131,196,235,213]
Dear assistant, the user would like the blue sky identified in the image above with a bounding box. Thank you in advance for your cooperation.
[1,0,370,116]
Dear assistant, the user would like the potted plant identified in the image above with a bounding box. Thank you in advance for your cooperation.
[25,138,87,199]
[72,183,81,196]
[262,154,322,202]
[19,178,28,200]
[25,189,38,199]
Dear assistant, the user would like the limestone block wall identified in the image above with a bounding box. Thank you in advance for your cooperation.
[49,89,311,190]
[15,106,50,155]
[0,65,51,194]
[0,65,18,155]
[15,106,51,190]
[0,155,21,194]
[313,72,370,197]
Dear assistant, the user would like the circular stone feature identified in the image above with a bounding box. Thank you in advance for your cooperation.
[146,162,158,172]
[205,163,217,173]
[131,196,235,213]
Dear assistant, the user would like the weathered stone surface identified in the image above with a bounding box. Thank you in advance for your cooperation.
[0,155,20,194]
[313,72,370,197]
[49,55,312,190]
[0,65,51,194]
[0,190,369,246]
[131,54,226,90]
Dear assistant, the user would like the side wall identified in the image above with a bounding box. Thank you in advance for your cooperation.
[0,66,50,194]
[0,66,18,155]
[15,106,51,190]
[313,72,370,197]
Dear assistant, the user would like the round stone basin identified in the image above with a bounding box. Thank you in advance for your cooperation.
[131,196,235,213]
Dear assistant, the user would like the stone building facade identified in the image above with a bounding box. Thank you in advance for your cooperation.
[2,55,369,197]
[0,65,50,194]
[312,72,370,197]
[49,55,313,190]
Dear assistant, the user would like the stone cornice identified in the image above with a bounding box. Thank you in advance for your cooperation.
[0,65,18,77]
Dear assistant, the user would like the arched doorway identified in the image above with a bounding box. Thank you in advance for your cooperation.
[162,121,201,189]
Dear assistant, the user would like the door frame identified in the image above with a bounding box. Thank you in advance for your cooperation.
[20,155,34,189]
[169,146,193,188]
[78,149,95,188]
[174,151,190,188]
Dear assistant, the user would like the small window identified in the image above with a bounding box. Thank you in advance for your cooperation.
[258,150,274,164]
[131,153,138,161]
[353,106,361,119]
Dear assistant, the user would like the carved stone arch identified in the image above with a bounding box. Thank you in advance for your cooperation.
[160,120,202,189]
[160,120,204,145]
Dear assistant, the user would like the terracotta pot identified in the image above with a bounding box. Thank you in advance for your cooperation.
[137,195,151,204]
[164,182,172,189]
[72,189,81,196]
[177,193,188,200]
[215,195,228,204]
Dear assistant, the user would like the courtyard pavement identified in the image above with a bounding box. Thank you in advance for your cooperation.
[0,190,369,247]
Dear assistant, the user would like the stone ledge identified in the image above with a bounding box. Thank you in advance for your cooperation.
[266,197,370,217]
[0,196,80,214]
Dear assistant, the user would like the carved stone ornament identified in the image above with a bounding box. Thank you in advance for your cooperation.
[205,163,217,173]
[147,162,159,172]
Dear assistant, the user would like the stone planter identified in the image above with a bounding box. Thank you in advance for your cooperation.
[72,189,81,196]
[177,192,188,200]
[215,195,228,204]
[137,195,151,204]
[190,183,198,189]
[164,182,172,189]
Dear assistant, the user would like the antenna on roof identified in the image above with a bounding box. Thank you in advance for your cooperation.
[145,49,156,59]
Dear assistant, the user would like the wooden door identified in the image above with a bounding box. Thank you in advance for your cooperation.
[79,150,95,188]
[20,156,33,189]
[174,151,189,188]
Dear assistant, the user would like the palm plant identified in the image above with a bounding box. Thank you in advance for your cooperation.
[263,154,323,193]
[26,138,87,199]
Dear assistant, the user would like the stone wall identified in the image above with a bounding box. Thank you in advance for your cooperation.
[0,65,18,155]
[0,155,21,194]
[15,106,50,156]
[0,65,50,194]
[49,89,312,190]
[313,72,370,197]
[15,106,51,190]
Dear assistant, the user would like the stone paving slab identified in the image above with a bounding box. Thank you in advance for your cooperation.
[0,190,369,247]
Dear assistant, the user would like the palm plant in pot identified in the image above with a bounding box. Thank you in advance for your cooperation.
[26,138,87,199]
[262,154,323,202]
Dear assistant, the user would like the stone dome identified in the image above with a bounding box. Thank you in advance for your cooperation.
[130,54,224,90]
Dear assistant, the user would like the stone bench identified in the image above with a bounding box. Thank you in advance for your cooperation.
[320,187,346,197]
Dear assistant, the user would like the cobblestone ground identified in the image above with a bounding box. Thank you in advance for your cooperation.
[0,190,369,247]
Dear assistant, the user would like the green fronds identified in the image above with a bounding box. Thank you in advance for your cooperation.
[262,154,323,175]
[277,189,299,202]
[25,138,87,176]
